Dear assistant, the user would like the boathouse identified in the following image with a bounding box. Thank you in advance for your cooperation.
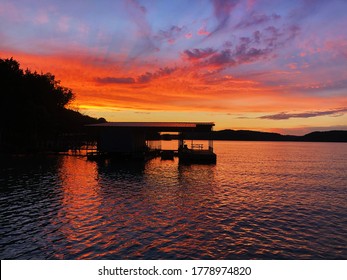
[87,122,216,163]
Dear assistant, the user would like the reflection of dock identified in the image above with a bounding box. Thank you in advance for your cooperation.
[160,150,176,160]
[86,122,217,164]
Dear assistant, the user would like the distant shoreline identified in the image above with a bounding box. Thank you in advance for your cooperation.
[210,139,347,143]
[162,130,347,143]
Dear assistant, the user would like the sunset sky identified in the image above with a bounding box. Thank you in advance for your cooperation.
[1,0,346,134]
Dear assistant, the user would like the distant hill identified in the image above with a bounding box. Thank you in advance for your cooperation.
[213,129,347,142]
[165,130,347,142]
[300,130,347,142]
[212,129,297,141]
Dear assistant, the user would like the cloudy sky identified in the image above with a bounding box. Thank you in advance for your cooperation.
[1,0,346,134]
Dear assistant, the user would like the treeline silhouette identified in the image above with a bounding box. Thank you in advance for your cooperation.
[0,57,105,152]
[165,129,347,142]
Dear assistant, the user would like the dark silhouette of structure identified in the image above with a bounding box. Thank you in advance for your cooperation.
[86,122,217,163]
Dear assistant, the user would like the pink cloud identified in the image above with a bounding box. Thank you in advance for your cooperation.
[34,10,49,25]
[198,27,210,36]
[57,16,70,32]
[185,33,192,39]
[76,23,90,39]
[324,39,347,58]
[246,0,256,10]
[287,63,297,70]
[197,19,210,36]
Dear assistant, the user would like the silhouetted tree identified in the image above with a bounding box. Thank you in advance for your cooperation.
[0,57,104,152]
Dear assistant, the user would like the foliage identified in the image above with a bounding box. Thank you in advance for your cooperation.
[1,57,74,109]
[0,57,105,152]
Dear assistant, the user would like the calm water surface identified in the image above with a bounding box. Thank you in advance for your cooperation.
[1,141,346,259]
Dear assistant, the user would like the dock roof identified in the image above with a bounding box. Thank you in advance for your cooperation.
[87,122,215,132]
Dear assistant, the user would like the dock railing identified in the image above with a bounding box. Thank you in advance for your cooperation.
[191,143,204,150]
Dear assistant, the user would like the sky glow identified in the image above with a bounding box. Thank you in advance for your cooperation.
[1,0,346,134]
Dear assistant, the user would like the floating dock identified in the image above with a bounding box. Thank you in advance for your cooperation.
[179,148,216,164]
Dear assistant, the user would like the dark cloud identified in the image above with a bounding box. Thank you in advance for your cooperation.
[203,49,236,67]
[223,41,233,48]
[263,25,299,48]
[154,25,186,43]
[183,35,272,68]
[285,25,300,41]
[183,22,300,69]
[259,108,347,120]
[183,45,271,68]
[95,77,135,84]
[236,47,272,64]
[182,48,217,61]
[253,30,261,44]
[95,67,177,85]
[137,72,153,83]
[264,26,282,47]
[209,0,240,36]
[235,12,281,29]
[138,67,176,83]
[233,33,272,64]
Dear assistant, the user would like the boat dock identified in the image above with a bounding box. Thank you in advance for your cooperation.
[86,122,217,164]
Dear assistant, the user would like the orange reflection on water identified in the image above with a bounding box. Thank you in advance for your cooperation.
[56,156,101,259]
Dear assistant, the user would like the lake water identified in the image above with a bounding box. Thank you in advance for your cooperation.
[1,141,346,259]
